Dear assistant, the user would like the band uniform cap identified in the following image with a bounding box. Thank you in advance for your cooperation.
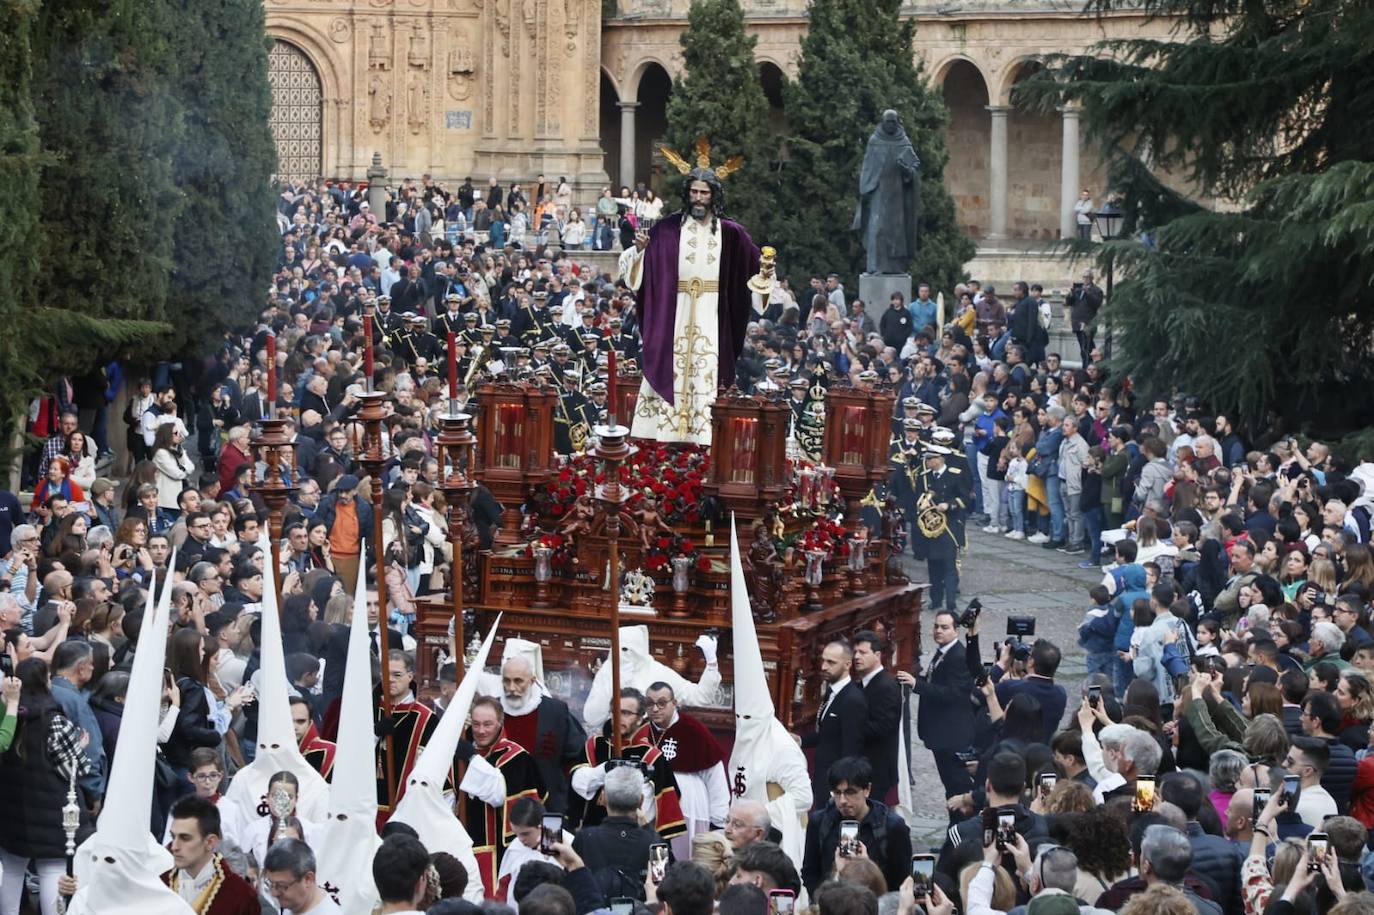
[902,396,920,408]
[903,418,922,430]
[376,295,392,303]
[916,402,937,415]
[446,293,462,301]
[496,318,512,327]
[789,377,810,389]
[857,369,879,381]
[923,443,952,456]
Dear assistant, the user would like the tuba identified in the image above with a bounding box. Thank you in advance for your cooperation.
[915,490,948,539]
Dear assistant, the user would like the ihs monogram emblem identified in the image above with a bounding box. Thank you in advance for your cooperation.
[661,737,678,761]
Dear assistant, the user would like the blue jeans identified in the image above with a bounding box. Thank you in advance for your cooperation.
[1113,655,1133,698]
[1008,489,1026,533]
[965,441,984,515]
[1084,505,1105,561]
[1044,474,1065,541]
[1086,651,1116,678]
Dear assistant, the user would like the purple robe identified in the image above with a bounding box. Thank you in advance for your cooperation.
[638,212,761,405]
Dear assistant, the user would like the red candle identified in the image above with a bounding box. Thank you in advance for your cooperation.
[447,331,458,401]
[266,332,277,419]
[607,347,617,428]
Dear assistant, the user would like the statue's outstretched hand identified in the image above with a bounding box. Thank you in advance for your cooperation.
[634,230,649,252]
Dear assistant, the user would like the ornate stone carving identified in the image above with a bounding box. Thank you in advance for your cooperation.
[368,22,391,70]
[522,0,537,38]
[407,71,431,134]
[495,0,511,55]
[408,22,430,68]
[368,72,392,131]
[328,17,352,43]
[564,0,581,51]
[447,38,476,100]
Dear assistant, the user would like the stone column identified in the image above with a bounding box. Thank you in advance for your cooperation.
[367,152,389,215]
[986,105,1010,240]
[989,105,1011,240]
[618,101,639,189]
[1059,105,1081,240]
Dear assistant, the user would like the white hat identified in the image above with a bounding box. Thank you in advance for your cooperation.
[389,617,503,905]
[502,637,546,686]
[69,560,194,915]
[315,544,381,915]
[224,535,330,823]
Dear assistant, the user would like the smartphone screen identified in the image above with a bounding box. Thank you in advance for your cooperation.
[611,899,634,915]
[996,810,1016,849]
[1282,774,1301,807]
[910,854,935,899]
[1308,833,1328,873]
[540,814,563,854]
[768,889,796,915]
[1134,776,1156,813]
[1039,773,1057,796]
[981,807,996,848]
[839,820,859,857]
[1252,788,1271,821]
[1088,685,1102,708]
[648,843,670,883]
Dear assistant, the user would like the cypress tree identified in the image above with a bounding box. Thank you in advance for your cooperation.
[0,0,42,428]
[167,0,278,355]
[771,0,973,295]
[1019,0,1374,427]
[660,0,773,234]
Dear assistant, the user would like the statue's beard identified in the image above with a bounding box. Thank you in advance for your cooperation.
[691,203,708,220]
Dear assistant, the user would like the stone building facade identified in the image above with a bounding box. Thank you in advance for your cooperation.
[262,0,1176,253]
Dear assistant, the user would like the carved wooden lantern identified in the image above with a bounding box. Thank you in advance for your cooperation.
[614,370,642,433]
[702,394,789,522]
[473,381,556,543]
[821,386,896,522]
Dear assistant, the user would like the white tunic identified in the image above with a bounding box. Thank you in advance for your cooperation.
[618,216,722,446]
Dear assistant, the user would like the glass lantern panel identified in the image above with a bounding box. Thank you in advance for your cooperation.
[841,405,867,464]
[730,417,759,484]
[496,404,526,469]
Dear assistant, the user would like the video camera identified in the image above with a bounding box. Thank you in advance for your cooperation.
[1004,616,1036,662]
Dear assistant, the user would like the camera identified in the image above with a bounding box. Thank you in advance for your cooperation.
[1005,617,1036,662]
[956,598,983,630]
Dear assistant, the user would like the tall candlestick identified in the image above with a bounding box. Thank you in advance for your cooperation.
[607,347,617,428]
[447,331,458,402]
[363,309,375,392]
[266,332,277,420]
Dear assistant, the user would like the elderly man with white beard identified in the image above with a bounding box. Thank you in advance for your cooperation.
[492,640,587,814]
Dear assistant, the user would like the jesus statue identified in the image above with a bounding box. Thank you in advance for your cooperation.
[617,139,761,446]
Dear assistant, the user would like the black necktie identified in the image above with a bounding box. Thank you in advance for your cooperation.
[929,649,944,674]
[370,629,379,657]
[821,684,833,713]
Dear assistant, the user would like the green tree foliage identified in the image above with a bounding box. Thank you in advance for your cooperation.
[0,0,44,428]
[661,0,774,235]
[1019,0,1374,428]
[168,0,278,354]
[770,0,973,296]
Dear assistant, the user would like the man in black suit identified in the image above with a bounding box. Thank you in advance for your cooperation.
[897,611,975,816]
[798,638,867,808]
[852,629,902,801]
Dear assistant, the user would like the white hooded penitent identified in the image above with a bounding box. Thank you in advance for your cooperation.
[224,534,330,825]
[723,517,812,872]
[68,560,195,914]
[581,624,722,731]
[389,616,503,904]
[315,545,381,915]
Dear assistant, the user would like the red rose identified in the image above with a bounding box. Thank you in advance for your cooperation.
[646,554,666,570]
[696,556,711,573]
[551,504,565,516]
[680,539,694,553]
[656,536,671,550]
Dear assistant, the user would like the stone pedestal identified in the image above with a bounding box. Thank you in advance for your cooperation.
[859,273,912,311]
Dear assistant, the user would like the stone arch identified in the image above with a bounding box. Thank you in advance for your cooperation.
[758,59,787,138]
[1002,57,1060,239]
[264,19,348,177]
[628,61,673,188]
[600,69,625,187]
[938,58,991,237]
[624,55,678,103]
[928,54,990,94]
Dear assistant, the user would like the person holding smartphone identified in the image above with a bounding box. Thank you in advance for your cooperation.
[800,757,911,895]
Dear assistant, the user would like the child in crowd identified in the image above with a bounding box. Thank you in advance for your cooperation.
[1077,584,1118,677]
[1003,441,1028,540]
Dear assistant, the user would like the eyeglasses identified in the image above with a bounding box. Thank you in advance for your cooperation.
[191,772,223,783]
[263,876,301,895]
[647,699,675,710]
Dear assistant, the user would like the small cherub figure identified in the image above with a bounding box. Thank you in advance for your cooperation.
[559,493,596,539]
[635,495,673,552]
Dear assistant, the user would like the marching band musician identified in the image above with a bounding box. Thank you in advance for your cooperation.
[554,366,594,455]
[891,396,923,442]
[402,314,439,371]
[890,417,924,558]
[606,316,639,363]
[437,293,468,339]
[371,295,404,349]
[912,440,967,613]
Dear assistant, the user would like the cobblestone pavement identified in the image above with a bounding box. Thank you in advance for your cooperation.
[898,526,1102,849]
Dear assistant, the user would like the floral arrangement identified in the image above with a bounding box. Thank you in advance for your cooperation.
[534,442,709,526]
[799,517,850,560]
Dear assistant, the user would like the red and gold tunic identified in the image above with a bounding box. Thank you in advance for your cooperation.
[571,728,686,839]
[463,733,543,898]
[299,722,337,781]
[374,695,438,819]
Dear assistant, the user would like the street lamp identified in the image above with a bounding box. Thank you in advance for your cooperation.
[1091,200,1124,360]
